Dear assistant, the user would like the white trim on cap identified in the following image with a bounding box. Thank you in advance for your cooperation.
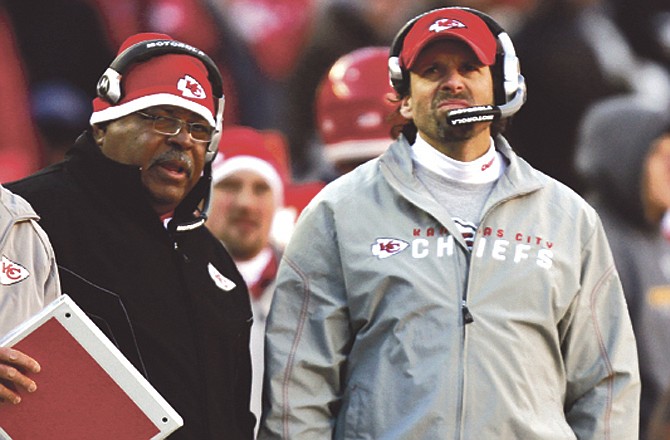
[324,138,390,165]
[211,156,284,207]
[90,93,217,127]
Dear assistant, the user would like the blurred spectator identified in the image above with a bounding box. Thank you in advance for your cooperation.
[506,0,670,194]
[4,0,114,166]
[204,0,317,131]
[207,125,325,435]
[437,0,539,35]
[613,0,670,70]
[84,0,141,49]
[207,126,290,437]
[278,0,436,180]
[575,94,670,438]
[0,3,42,182]
[4,0,113,93]
[649,382,670,440]
[213,0,316,81]
[29,81,91,165]
[315,46,405,179]
[274,179,325,249]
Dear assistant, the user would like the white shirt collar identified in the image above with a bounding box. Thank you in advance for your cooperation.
[411,133,505,184]
[235,247,273,286]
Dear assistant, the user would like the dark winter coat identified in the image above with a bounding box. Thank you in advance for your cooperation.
[7,131,255,439]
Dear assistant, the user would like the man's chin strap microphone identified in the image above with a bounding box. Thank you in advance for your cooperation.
[447,105,499,126]
[169,161,213,233]
[447,76,527,126]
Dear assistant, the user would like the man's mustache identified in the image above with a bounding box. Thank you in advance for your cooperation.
[149,149,194,178]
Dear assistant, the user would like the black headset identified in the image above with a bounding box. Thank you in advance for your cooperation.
[96,39,225,231]
[96,38,225,163]
[388,7,526,126]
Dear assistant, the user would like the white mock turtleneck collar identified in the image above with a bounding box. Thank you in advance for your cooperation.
[411,133,505,184]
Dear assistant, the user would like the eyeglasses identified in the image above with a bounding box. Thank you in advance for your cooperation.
[136,111,215,143]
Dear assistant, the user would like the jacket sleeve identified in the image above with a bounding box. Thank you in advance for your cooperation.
[33,219,61,305]
[0,217,61,337]
[259,200,349,439]
[561,217,640,439]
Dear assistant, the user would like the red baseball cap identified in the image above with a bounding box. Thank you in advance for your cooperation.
[400,9,497,70]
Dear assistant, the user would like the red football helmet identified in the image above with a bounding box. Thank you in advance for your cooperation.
[316,46,400,170]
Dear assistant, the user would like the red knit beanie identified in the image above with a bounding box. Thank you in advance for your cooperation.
[90,33,216,127]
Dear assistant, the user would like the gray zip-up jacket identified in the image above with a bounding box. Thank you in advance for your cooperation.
[261,135,640,439]
[0,185,60,337]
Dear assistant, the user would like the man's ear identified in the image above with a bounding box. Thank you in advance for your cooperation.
[399,96,413,120]
[91,124,106,146]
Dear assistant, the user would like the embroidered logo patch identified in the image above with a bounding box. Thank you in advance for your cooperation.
[208,263,236,292]
[177,74,206,99]
[371,238,409,259]
[429,18,466,33]
[1,255,30,285]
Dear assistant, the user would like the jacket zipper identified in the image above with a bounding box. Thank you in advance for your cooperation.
[461,300,474,324]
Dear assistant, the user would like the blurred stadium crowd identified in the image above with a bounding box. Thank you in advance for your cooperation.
[0,0,667,187]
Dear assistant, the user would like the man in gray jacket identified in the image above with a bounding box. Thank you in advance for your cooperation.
[260,6,640,439]
[0,185,60,405]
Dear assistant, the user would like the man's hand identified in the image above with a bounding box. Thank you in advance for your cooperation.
[0,347,40,405]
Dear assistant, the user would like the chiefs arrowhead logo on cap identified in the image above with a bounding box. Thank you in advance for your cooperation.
[429,18,467,33]
[177,75,206,99]
[400,9,497,69]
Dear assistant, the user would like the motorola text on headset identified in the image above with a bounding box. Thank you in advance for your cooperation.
[95,38,225,231]
[387,7,527,126]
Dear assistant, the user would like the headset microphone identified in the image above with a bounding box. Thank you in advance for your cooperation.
[446,76,526,126]
[447,106,498,126]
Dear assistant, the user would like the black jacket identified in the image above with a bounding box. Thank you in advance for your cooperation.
[7,132,255,439]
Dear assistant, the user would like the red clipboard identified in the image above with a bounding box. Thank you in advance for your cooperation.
[0,294,183,439]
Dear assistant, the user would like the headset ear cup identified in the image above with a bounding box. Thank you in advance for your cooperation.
[503,53,521,101]
[96,68,123,103]
[493,31,521,103]
[207,133,219,163]
[206,95,225,163]
[388,56,408,95]
[492,54,506,106]
[388,9,423,95]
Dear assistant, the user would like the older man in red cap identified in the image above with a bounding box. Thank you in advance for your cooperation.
[259,7,639,439]
[6,33,255,439]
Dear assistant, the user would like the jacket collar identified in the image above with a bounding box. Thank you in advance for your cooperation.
[379,134,545,227]
[381,134,543,198]
[64,131,204,231]
[0,185,39,250]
